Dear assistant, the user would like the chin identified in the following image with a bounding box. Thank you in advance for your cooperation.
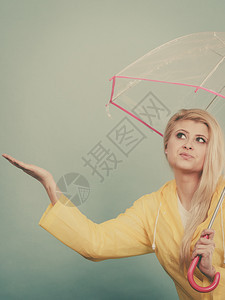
[172,162,203,173]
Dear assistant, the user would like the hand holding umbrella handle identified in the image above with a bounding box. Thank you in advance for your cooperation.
[187,234,220,293]
[187,188,225,293]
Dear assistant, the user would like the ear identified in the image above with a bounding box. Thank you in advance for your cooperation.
[165,145,168,154]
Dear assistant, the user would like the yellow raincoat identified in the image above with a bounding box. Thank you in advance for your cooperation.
[39,178,225,299]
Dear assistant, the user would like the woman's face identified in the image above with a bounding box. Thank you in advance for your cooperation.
[165,120,209,175]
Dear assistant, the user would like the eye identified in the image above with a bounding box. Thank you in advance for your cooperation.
[176,132,186,139]
[196,137,206,143]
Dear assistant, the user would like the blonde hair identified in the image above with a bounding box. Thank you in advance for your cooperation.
[163,108,225,271]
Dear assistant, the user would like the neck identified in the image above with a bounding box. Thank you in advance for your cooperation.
[174,170,201,211]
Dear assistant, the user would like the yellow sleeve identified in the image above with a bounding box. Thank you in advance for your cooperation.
[39,193,153,261]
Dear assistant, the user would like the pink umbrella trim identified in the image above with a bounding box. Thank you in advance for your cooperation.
[107,75,225,137]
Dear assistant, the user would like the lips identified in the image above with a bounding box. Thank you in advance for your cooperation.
[180,152,194,159]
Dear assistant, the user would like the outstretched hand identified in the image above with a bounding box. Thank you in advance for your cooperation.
[191,229,216,281]
[2,153,53,186]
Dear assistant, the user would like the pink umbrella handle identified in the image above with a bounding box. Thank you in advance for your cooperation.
[187,235,220,292]
[187,256,220,292]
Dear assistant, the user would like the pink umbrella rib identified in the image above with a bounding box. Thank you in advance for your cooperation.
[111,100,164,137]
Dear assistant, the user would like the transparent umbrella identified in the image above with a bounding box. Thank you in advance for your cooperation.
[106,32,225,137]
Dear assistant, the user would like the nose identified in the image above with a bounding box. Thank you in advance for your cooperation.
[183,140,193,150]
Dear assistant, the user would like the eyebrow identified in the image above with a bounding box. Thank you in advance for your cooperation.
[175,129,208,140]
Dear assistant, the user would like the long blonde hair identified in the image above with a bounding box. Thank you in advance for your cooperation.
[163,108,225,271]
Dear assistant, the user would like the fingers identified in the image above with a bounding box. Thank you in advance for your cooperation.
[191,229,215,260]
[196,231,215,249]
[2,153,53,185]
[191,243,215,260]
[191,229,216,279]
[2,154,28,170]
[200,229,215,240]
[2,153,17,163]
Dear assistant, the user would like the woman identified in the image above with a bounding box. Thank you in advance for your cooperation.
[2,108,225,299]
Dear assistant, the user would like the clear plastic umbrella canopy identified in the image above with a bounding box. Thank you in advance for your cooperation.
[107,32,225,136]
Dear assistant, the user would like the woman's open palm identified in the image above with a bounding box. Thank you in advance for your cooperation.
[2,154,52,185]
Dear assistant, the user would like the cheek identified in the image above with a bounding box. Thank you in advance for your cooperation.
[167,140,181,155]
[197,146,207,163]
[166,146,177,164]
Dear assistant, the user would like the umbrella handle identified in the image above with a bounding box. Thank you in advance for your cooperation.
[187,235,220,293]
